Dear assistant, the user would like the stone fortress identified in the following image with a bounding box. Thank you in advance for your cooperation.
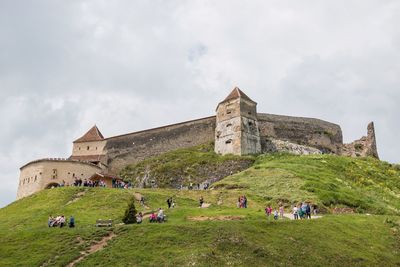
[17,87,379,199]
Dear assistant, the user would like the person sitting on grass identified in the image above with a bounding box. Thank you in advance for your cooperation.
[48,215,54,227]
[149,212,157,223]
[59,215,66,228]
[157,208,165,223]
[69,216,75,228]
[53,215,61,227]
[136,212,143,224]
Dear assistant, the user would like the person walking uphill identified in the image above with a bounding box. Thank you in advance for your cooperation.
[167,197,172,209]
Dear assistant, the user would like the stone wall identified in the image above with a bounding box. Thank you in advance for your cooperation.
[17,159,101,199]
[71,140,107,158]
[264,138,322,155]
[257,113,343,153]
[104,113,346,174]
[105,116,216,174]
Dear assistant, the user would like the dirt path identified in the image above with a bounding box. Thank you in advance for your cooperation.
[283,213,322,220]
[134,192,150,209]
[188,215,243,221]
[66,190,88,205]
[66,232,116,267]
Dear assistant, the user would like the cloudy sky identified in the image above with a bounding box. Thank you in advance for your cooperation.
[1,0,399,208]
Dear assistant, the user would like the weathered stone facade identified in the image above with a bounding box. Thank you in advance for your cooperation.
[17,87,379,199]
[215,88,261,155]
[17,159,101,199]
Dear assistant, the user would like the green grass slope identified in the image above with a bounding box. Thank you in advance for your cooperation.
[214,153,400,214]
[1,153,400,266]
[0,186,399,266]
[120,142,255,188]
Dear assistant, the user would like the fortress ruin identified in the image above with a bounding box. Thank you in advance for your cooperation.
[17,87,379,199]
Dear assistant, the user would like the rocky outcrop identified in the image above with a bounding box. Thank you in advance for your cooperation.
[341,122,379,159]
[263,138,322,155]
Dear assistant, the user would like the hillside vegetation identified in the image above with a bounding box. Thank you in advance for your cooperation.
[2,152,400,266]
[215,153,400,214]
[0,187,399,266]
[120,143,255,188]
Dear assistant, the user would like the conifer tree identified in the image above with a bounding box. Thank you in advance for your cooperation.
[122,196,137,224]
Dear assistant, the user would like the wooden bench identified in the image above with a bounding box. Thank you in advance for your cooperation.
[96,219,113,227]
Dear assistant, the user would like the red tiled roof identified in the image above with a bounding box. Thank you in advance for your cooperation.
[74,125,104,143]
[221,87,256,103]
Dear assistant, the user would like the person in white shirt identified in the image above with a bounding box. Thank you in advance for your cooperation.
[157,208,164,223]
[293,206,299,220]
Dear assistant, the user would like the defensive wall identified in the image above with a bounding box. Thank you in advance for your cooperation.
[104,116,217,174]
[257,113,343,154]
[103,113,345,175]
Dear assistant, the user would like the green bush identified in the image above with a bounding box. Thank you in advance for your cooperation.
[122,196,137,224]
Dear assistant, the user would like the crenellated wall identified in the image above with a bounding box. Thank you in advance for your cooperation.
[105,116,217,174]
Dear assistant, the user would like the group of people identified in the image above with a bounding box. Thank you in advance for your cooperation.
[292,203,314,219]
[48,215,75,228]
[237,195,248,208]
[112,179,131,189]
[73,178,106,187]
[149,208,166,223]
[186,182,210,190]
[265,202,316,220]
[265,205,285,220]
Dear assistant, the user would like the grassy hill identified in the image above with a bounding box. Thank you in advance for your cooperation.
[214,153,400,215]
[1,153,400,266]
[120,143,255,188]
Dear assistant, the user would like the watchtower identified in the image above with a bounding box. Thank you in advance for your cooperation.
[70,125,107,167]
[215,87,261,155]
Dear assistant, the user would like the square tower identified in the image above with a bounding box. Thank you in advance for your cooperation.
[215,87,261,155]
[70,125,107,166]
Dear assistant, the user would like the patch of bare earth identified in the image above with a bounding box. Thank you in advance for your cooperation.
[187,215,244,222]
[66,232,116,267]
[66,190,87,205]
[134,192,150,209]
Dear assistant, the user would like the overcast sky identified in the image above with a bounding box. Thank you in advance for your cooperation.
[1,0,399,208]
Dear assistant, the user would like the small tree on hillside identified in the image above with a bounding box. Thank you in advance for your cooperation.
[122,196,137,224]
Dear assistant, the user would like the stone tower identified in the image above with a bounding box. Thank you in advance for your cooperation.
[69,125,107,167]
[215,87,261,155]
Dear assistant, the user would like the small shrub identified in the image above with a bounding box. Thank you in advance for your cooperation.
[122,197,137,224]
